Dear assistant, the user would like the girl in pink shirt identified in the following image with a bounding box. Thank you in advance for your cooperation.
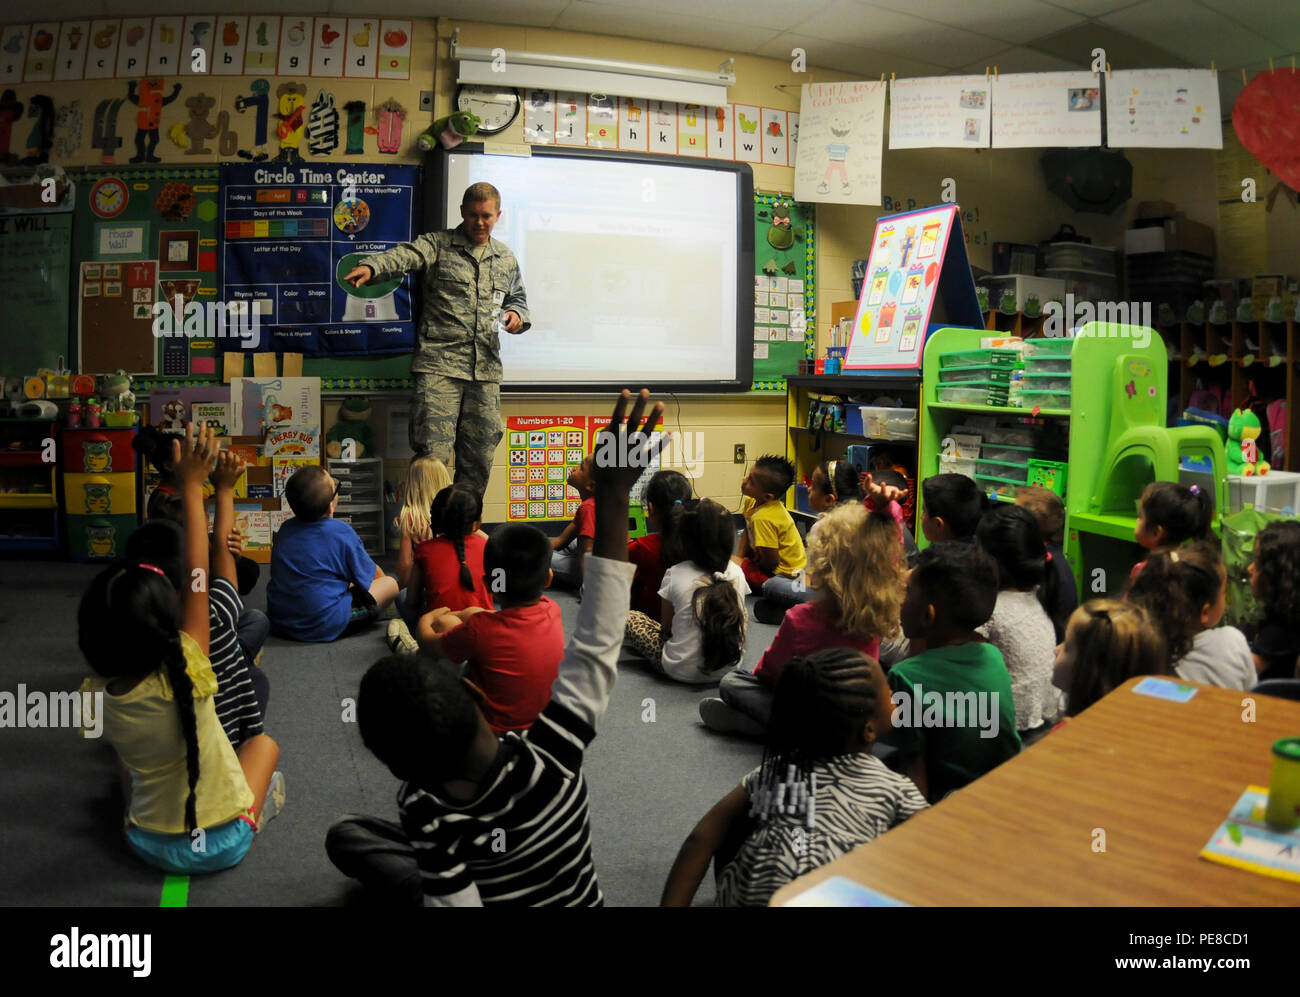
[701,477,907,736]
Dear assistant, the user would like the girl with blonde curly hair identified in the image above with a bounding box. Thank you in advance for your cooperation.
[700,475,908,737]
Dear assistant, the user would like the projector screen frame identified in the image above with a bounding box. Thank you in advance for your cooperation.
[427,142,755,394]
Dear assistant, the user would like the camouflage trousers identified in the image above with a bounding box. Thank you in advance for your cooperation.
[409,373,502,498]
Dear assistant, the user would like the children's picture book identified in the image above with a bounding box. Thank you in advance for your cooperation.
[1200,786,1300,883]
[780,875,912,907]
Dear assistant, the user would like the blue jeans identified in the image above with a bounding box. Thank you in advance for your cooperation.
[551,542,584,592]
[719,668,774,729]
[761,573,816,609]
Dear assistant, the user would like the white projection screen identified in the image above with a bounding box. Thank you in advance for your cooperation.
[439,146,754,391]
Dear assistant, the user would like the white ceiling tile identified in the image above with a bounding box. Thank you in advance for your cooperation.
[789,0,1008,63]
[1041,0,1145,14]
[858,0,1086,45]
[551,2,785,52]
[958,44,1087,74]
[1198,0,1300,51]
[755,31,950,76]
[1102,0,1275,66]
[570,0,834,31]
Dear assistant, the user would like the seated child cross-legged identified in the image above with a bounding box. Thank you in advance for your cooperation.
[734,454,806,623]
[79,424,284,875]
[627,470,694,618]
[881,541,1021,802]
[327,389,664,906]
[1245,521,1300,681]
[1015,485,1078,635]
[418,522,564,733]
[1051,599,1167,726]
[701,480,907,737]
[1128,540,1257,690]
[267,464,399,642]
[550,455,596,591]
[624,497,748,684]
[1131,480,1213,582]
[392,455,453,631]
[663,648,928,907]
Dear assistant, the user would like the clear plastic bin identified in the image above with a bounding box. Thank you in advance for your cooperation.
[1042,242,1117,273]
[1019,390,1072,411]
[1022,338,1075,358]
[976,459,1029,483]
[1041,267,1120,303]
[1024,357,1072,373]
[938,348,1019,368]
[981,426,1041,448]
[939,454,977,478]
[860,406,918,440]
[1020,372,1074,392]
[938,365,1014,384]
[980,444,1034,464]
[975,474,1021,498]
[937,384,1010,406]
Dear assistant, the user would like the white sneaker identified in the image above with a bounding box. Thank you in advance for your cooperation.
[386,618,418,654]
[258,770,286,833]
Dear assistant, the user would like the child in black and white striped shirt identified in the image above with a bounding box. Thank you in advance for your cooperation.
[663,647,927,907]
[328,390,665,906]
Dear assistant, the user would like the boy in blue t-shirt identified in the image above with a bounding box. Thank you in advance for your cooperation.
[268,465,399,642]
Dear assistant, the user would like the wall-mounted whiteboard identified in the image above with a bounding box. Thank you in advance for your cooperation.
[440,146,753,391]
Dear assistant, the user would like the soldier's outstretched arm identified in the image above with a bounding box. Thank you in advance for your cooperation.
[359,232,442,283]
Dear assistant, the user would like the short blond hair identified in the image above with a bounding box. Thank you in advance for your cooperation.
[462,182,501,209]
[805,502,903,640]
[398,456,452,543]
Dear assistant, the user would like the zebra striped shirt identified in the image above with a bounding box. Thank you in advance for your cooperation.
[396,555,636,907]
[209,578,264,748]
[716,752,928,907]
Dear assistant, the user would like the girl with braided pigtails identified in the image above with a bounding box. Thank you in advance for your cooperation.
[663,647,928,907]
[409,484,494,620]
[78,423,284,874]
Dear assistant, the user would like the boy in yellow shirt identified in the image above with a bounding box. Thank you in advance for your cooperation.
[734,455,806,622]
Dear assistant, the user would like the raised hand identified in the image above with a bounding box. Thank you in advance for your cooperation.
[590,389,667,499]
[864,471,908,508]
[174,421,220,488]
[211,449,246,491]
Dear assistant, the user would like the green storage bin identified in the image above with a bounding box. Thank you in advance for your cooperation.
[1019,389,1072,411]
[976,459,1030,483]
[1024,357,1072,373]
[67,514,137,562]
[938,348,1019,369]
[975,473,1022,498]
[1022,338,1075,358]
[980,443,1035,464]
[1027,458,1069,498]
[1020,371,1074,392]
[937,381,1011,406]
[938,365,1015,385]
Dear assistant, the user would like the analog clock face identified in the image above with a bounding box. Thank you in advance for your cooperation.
[455,85,521,135]
[90,177,128,218]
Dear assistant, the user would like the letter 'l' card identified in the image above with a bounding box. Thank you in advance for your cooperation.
[1132,677,1198,703]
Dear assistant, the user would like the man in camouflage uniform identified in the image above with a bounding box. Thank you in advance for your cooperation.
[345,182,530,497]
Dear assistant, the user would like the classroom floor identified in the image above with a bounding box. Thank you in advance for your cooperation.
[0,555,772,907]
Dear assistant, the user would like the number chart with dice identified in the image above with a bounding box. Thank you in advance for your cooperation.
[505,416,588,521]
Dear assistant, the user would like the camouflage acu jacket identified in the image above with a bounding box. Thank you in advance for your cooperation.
[361,224,531,382]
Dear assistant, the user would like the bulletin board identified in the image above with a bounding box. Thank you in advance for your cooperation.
[845,203,980,371]
[0,211,72,378]
[73,166,219,376]
[752,192,814,391]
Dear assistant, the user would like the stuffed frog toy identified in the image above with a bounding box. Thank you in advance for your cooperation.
[1227,407,1270,476]
[325,396,375,459]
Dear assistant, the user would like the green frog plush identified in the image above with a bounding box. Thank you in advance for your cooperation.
[325,396,375,459]
[1227,407,1270,476]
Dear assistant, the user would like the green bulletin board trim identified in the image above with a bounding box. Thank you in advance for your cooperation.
[751,191,815,392]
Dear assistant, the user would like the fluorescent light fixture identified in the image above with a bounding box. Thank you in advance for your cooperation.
[451,31,734,105]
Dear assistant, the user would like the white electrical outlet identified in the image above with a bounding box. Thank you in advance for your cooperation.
[419,91,434,112]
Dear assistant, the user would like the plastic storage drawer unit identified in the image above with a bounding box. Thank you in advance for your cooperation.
[61,429,136,474]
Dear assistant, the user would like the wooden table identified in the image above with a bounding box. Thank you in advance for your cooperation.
[771,677,1300,906]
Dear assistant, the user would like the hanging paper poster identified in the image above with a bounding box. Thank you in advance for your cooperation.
[0,25,29,84]
[1107,69,1222,149]
[794,82,885,205]
[83,21,119,81]
[376,20,411,80]
[845,204,981,370]
[115,18,153,78]
[210,16,247,77]
[180,17,214,78]
[278,18,311,76]
[752,192,814,388]
[220,162,418,356]
[648,100,677,155]
[311,17,346,78]
[505,416,588,521]
[524,89,554,144]
[25,22,59,82]
[991,71,1101,149]
[889,75,991,149]
[734,103,762,163]
[147,17,185,77]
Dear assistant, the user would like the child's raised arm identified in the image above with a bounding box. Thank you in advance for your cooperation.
[174,422,220,656]
[661,785,749,907]
[549,390,666,728]
[209,450,244,590]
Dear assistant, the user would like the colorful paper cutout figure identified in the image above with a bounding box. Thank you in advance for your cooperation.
[274,82,307,163]
[91,97,127,163]
[900,265,924,305]
[127,79,182,164]
[867,267,888,305]
[22,95,54,165]
[0,90,23,163]
[54,100,83,159]
[234,79,270,162]
[817,113,852,195]
[344,100,367,154]
[170,93,218,155]
[307,91,339,155]
[898,224,917,268]
[375,98,405,154]
[919,217,941,258]
[876,224,894,251]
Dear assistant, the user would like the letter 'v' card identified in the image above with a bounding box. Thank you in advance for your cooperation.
[1132,677,1198,703]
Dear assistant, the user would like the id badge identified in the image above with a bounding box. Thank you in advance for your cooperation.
[492,289,506,307]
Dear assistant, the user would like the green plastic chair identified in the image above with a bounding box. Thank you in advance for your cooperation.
[1089,351,1227,524]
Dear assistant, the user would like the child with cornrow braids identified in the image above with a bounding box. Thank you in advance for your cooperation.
[411,484,494,616]
[662,647,927,907]
[79,423,284,874]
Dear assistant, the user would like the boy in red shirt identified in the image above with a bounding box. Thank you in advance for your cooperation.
[419,523,563,733]
[550,456,596,590]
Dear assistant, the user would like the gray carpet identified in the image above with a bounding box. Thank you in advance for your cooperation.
[0,555,772,907]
